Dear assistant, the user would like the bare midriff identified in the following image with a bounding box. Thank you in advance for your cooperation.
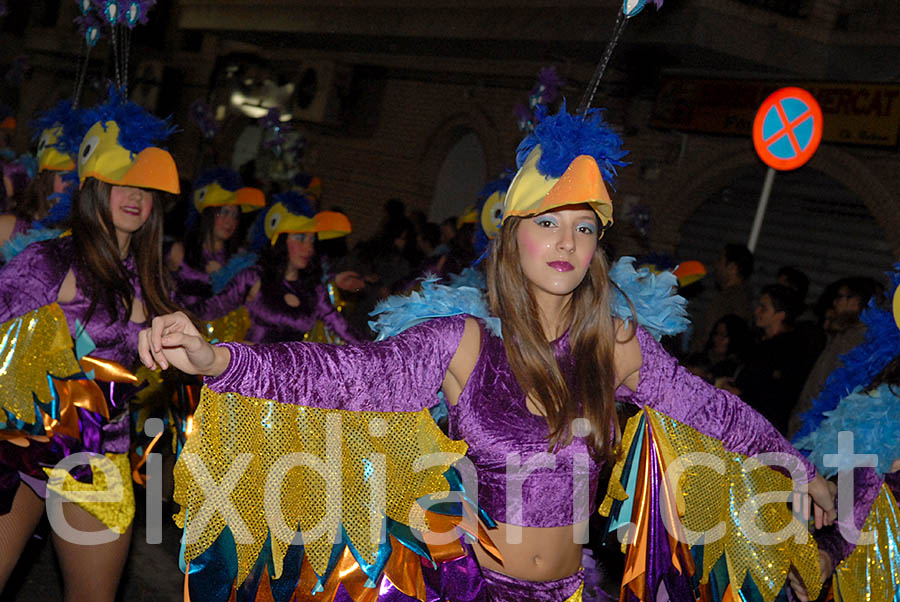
[470,520,587,582]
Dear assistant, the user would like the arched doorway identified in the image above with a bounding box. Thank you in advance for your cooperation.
[428,131,487,223]
[677,165,893,326]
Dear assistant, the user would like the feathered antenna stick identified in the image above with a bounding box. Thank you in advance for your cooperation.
[576,0,664,115]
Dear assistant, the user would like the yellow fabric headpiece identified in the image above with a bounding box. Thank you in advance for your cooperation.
[264,203,352,245]
[479,189,506,240]
[78,121,180,194]
[193,182,265,214]
[36,126,76,172]
[502,146,613,228]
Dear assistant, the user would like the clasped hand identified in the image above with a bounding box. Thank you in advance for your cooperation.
[138,312,230,377]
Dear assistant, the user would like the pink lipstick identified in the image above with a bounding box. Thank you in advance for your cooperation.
[548,261,574,272]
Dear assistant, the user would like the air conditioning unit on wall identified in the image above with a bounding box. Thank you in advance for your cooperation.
[291,61,349,125]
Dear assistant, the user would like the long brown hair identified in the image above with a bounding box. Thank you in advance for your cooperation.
[486,216,620,462]
[71,178,182,325]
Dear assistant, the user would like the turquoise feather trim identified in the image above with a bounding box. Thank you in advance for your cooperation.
[1,228,64,263]
[794,383,900,478]
[369,257,689,341]
[609,256,690,340]
[369,276,501,340]
[210,252,258,294]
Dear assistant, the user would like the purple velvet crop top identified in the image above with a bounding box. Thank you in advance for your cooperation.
[207,314,816,528]
[0,236,144,366]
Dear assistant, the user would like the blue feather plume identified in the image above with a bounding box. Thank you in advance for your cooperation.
[1,228,64,263]
[80,85,177,155]
[193,167,242,193]
[210,252,259,294]
[274,190,315,218]
[515,101,628,182]
[29,100,91,157]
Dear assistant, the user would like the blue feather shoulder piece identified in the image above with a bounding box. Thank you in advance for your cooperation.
[793,304,900,442]
[609,257,690,340]
[210,252,259,294]
[368,257,689,341]
[369,276,501,341]
[793,262,900,443]
[2,228,65,263]
[793,383,900,478]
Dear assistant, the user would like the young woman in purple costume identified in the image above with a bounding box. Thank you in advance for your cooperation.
[192,191,363,344]
[138,108,836,601]
[167,168,264,309]
[0,97,182,601]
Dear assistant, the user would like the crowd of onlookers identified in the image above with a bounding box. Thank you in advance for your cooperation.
[681,243,883,437]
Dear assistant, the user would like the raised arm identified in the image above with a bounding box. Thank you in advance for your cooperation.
[140,311,467,412]
[616,324,817,481]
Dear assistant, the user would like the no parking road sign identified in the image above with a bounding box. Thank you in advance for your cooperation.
[753,87,823,171]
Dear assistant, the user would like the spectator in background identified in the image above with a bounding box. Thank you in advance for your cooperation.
[788,276,881,437]
[438,216,457,254]
[690,243,754,353]
[685,313,751,385]
[777,266,809,302]
[723,284,813,434]
[778,265,825,359]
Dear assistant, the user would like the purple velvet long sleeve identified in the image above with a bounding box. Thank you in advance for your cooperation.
[206,314,466,412]
[0,237,67,320]
[190,266,260,321]
[618,326,817,482]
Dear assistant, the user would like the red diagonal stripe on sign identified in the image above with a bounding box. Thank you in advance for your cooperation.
[766,101,814,155]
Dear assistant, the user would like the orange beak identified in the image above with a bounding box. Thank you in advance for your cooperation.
[673,261,707,287]
[314,211,352,240]
[236,187,266,212]
[117,147,180,194]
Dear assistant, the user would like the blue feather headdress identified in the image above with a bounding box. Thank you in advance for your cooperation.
[186,167,245,229]
[274,190,315,218]
[193,167,242,193]
[249,191,316,251]
[503,102,627,229]
[80,85,177,155]
[30,100,91,158]
[473,170,514,258]
[515,102,628,181]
